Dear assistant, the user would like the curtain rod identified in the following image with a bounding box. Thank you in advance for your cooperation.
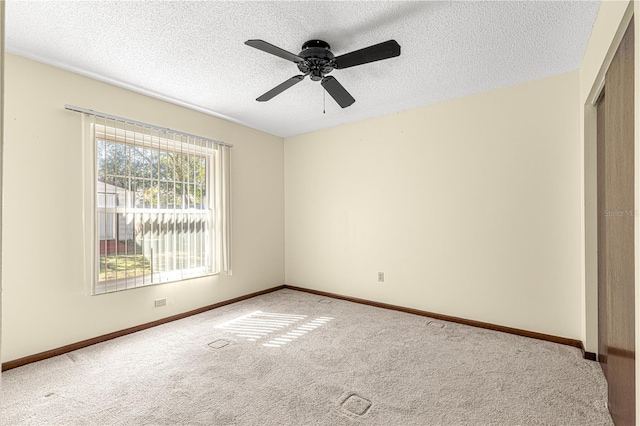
[65,104,234,148]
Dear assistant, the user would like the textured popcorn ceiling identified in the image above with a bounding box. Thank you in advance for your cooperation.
[6,1,599,138]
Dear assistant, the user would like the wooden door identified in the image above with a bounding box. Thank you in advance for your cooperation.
[597,17,635,426]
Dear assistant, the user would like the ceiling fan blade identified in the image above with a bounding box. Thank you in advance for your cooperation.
[321,76,355,108]
[256,75,305,102]
[245,39,304,63]
[333,40,401,69]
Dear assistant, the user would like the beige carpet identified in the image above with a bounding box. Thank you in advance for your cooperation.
[1,289,613,425]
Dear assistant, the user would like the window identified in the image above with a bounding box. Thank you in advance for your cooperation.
[91,119,231,294]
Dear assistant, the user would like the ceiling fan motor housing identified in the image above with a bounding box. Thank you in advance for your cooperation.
[298,40,334,81]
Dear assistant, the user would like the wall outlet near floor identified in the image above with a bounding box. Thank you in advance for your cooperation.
[378,272,385,282]
[154,298,167,308]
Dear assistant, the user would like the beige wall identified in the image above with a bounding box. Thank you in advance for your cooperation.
[285,71,582,340]
[1,54,285,362]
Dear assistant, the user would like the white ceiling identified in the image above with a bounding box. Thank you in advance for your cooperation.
[6,1,599,138]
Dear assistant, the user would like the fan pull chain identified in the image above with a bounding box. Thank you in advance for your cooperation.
[323,87,326,114]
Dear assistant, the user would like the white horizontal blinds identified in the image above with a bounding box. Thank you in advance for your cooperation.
[82,107,232,294]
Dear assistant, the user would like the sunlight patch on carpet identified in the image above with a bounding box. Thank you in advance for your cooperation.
[216,311,334,348]
[262,317,334,348]
[216,311,307,342]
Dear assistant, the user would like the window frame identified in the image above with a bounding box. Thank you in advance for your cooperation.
[92,123,219,295]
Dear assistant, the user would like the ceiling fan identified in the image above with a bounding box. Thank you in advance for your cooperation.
[245,38,401,108]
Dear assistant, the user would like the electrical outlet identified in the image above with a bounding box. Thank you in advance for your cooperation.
[154,298,167,308]
[378,272,384,282]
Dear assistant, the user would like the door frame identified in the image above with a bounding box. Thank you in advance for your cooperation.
[582,0,638,419]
